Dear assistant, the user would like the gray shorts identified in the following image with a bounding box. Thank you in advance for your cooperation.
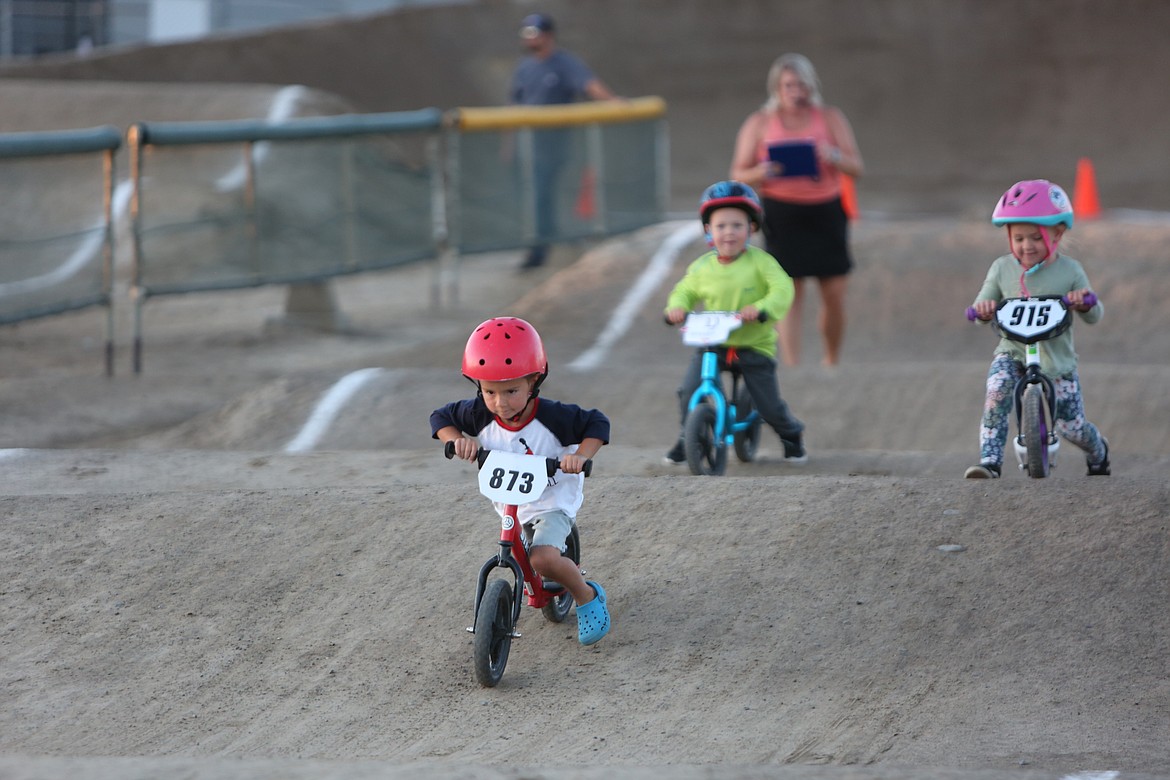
[524,510,574,553]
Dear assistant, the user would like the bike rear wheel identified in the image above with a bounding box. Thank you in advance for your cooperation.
[473,578,514,687]
[685,402,727,476]
[1021,384,1051,478]
[541,525,581,624]
[732,386,761,463]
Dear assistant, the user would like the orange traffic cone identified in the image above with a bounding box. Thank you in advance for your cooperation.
[575,166,597,220]
[840,174,859,221]
[1073,157,1101,220]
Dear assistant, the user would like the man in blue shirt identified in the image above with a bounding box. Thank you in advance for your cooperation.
[510,13,617,270]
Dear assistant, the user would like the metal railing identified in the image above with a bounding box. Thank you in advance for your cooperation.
[126,108,445,371]
[0,96,668,374]
[0,124,121,374]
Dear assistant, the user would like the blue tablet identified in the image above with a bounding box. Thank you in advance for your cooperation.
[767,140,820,178]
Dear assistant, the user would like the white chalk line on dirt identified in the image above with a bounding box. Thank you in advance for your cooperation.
[0,85,307,299]
[284,222,697,450]
[567,220,700,372]
[284,367,384,454]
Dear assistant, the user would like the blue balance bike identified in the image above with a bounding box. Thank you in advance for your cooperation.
[677,311,763,476]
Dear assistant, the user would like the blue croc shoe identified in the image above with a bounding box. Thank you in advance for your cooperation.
[576,580,610,646]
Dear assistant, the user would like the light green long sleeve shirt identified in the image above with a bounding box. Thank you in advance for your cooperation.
[665,245,795,359]
[974,252,1102,376]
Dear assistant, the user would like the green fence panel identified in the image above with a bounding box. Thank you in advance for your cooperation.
[130,110,444,298]
[0,126,119,374]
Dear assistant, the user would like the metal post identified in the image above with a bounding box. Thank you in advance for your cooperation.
[243,140,259,282]
[426,133,444,309]
[440,125,461,308]
[586,123,606,235]
[101,144,116,377]
[127,124,145,374]
[341,139,357,271]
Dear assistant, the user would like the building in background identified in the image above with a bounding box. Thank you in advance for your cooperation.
[0,0,464,57]
[0,0,108,56]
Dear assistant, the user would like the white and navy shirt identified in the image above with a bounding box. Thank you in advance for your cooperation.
[431,397,610,522]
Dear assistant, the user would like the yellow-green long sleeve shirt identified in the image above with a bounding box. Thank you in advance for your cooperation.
[665,246,795,359]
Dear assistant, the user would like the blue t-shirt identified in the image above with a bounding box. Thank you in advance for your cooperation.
[510,49,596,106]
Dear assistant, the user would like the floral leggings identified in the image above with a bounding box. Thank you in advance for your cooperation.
[978,353,1107,467]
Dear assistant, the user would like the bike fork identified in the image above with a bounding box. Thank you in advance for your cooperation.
[468,541,525,638]
[1012,361,1060,468]
[687,350,730,443]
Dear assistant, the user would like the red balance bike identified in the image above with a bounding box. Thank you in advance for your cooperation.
[445,442,591,687]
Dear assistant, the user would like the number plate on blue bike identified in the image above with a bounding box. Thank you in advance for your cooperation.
[477,450,549,505]
[995,298,1071,344]
[682,311,743,347]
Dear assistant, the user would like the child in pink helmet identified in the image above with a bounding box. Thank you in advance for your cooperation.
[965,180,1110,478]
[431,316,612,644]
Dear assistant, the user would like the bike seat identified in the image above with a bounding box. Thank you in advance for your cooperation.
[720,347,746,374]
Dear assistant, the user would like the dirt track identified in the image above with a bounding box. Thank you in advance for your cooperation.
[3,217,1170,780]
[3,2,1170,778]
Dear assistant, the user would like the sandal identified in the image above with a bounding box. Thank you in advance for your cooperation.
[576,580,610,646]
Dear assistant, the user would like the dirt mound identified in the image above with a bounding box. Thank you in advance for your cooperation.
[4,2,1170,774]
[2,469,1167,778]
[3,217,1170,780]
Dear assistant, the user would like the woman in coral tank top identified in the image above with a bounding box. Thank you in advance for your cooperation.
[730,53,864,367]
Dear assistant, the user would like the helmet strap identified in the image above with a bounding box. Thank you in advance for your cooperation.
[507,397,532,424]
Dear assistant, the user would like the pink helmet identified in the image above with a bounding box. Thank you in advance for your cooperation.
[992,179,1073,264]
[991,180,1074,229]
[462,317,548,387]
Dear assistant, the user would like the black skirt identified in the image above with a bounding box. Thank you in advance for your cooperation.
[761,196,853,279]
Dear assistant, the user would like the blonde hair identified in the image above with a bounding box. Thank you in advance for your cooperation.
[764,53,823,111]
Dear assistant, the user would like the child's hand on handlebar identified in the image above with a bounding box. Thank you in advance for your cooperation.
[664,307,687,325]
[738,304,763,322]
[969,300,997,321]
[446,437,479,461]
[1065,288,1096,311]
[558,453,590,474]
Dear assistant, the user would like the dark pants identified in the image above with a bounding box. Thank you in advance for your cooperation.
[676,347,803,441]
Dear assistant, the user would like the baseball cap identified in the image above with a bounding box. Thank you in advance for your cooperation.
[520,13,554,38]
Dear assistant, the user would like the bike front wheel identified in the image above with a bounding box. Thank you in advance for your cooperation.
[473,578,514,687]
[1021,384,1052,478]
[685,402,727,476]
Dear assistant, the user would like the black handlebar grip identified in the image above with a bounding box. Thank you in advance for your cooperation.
[447,441,591,477]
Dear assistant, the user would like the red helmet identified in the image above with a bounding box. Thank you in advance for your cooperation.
[462,317,548,386]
